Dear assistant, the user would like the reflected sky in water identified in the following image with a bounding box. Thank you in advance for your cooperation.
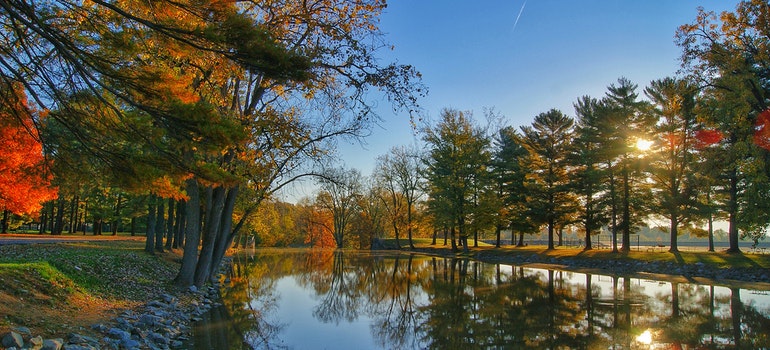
[205,249,770,349]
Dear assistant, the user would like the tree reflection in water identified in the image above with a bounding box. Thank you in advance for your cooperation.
[199,250,770,349]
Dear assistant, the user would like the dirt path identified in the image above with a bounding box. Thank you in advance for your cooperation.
[0,233,144,245]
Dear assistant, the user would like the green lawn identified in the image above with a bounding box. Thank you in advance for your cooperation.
[381,238,770,269]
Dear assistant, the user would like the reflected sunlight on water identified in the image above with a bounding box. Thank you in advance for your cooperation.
[194,250,770,349]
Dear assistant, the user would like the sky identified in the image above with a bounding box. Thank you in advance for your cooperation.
[283,0,741,200]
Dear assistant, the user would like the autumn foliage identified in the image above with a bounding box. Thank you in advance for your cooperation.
[0,84,57,215]
[694,109,770,150]
[753,109,770,151]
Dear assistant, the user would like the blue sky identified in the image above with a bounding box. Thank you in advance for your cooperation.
[290,1,740,200]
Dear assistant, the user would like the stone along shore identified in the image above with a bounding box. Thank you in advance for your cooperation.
[1,283,221,350]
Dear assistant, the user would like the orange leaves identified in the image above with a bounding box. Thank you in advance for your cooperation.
[753,109,770,151]
[0,85,58,215]
[150,175,191,201]
[153,70,200,104]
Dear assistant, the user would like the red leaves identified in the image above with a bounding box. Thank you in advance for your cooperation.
[0,85,58,215]
[694,129,724,148]
[694,109,770,151]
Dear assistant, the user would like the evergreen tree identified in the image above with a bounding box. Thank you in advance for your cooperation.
[571,96,610,250]
[601,78,655,252]
[423,109,491,253]
[520,109,578,250]
[645,77,703,252]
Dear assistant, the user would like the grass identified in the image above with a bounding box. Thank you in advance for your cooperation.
[382,238,770,269]
[0,239,183,338]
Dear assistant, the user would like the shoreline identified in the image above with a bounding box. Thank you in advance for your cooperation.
[401,245,770,290]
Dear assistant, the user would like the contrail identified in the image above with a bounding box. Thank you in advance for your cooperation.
[512,1,527,33]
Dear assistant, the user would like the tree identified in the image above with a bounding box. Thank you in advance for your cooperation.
[317,167,364,249]
[645,77,703,252]
[520,109,578,250]
[601,78,655,252]
[374,145,424,249]
[353,178,387,249]
[423,109,491,253]
[490,126,533,247]
[0,82,57,232]
[677,0,770,252]
[571,96,610,250]
[2,1,423,286]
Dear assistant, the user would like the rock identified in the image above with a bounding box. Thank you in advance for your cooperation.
[28,335,44,349]
[121,337,141,349]
[2,331,24,348]
[107,327,132,341]
[138,314,163,329]
[161,294,176,303]
[42,338,64,350]
[147,331,169,345]
[147,300,169,309]
[61,345,98,350]
[67,333,100,346]
[188,285,198,293]
[12,326,31,336]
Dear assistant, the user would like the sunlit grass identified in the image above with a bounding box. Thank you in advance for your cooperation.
[387,239,770,269]
[0,241,180,300]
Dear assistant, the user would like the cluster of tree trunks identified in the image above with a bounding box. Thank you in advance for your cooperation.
[143,180,242,287]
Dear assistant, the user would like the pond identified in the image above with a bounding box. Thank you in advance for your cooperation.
[194,249,770,349]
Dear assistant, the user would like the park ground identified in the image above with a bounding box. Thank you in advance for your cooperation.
[0,234,769,339]
[0,234,182,339]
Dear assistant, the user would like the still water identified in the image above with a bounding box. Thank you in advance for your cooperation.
[194,249,770,349]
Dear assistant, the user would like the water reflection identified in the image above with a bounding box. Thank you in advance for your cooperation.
[206,249,770,349]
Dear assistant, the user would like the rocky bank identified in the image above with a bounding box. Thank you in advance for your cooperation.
[1,283,221,350]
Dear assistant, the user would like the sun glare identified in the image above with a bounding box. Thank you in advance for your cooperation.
[636,138,653,151]
[636,330,653,345]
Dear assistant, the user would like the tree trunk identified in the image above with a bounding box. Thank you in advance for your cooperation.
[175,179,201,287]
[39,205,47,234]
[727,171,740,253]
[174,200,186,249]
[1,210,9,233]
[431,228,437,245]
[669,216,679,253]
[193,186,226,287]
[130,217,136,236]
[145,196,157,254]
[584,227,593,250]
[495,224,501,248]
[165,199,175,250]
[547,218,555,250]
[154,199,165,252]
[112,193,123,236]
[392,219,401,249]
[621,164,631,252]
[80,200,87,234]
[53,199,66,235]
[209,186,239,282]
[407,202,415,249]
[68,195,78,233]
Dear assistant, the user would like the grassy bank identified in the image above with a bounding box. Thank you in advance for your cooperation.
[384,237,770,269]
[0,239,181,338]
